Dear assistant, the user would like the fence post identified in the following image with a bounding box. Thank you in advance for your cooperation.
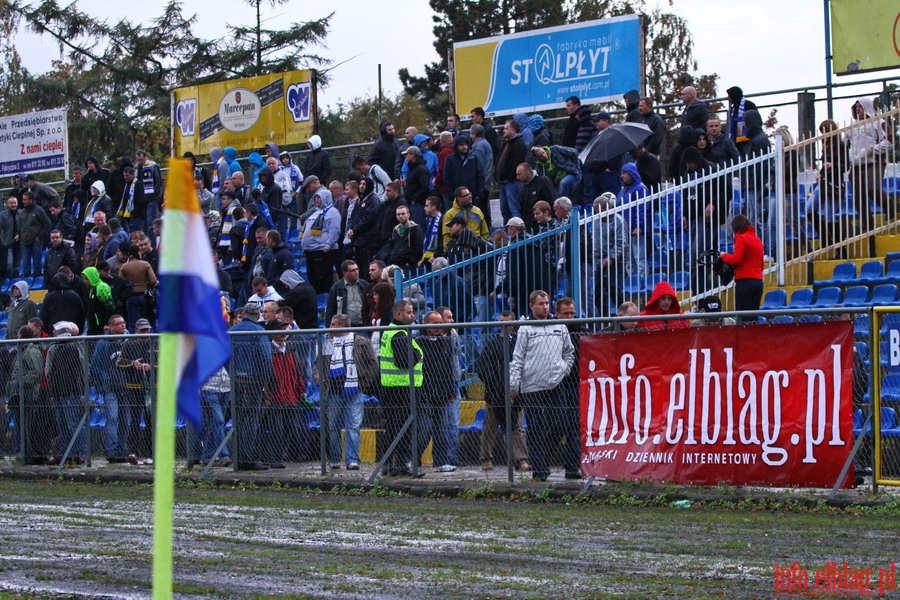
[774,133,786,286]
[503,328,514,484]
[407,327,419,477]
[569,213,581,316]
[316,333,328,476]
[16,344,25,465]
[82,338,92,467]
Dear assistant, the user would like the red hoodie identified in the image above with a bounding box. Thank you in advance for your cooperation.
[640,281,690,330]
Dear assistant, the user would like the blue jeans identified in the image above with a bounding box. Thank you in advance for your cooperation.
[558,172,582,199]
[326,390,364,464]
[416,403,452,467]
[103,392,129,458]
[20,241,42,277]
[125,216,147,235]
[56,394,87,457]
[499,181,523,225]
[145,199,160,226]
[444,395,460,464]
[126,295,147,332]
[2,243,19,279]
[277,199,296,237]
[200,390,228,462]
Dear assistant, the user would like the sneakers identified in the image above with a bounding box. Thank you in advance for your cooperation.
[212,458,233,468]
[329,462,341,470]
[516,460,532,471]
[481,461,493,471]
[346,462,360,470]
[126,454,139,465]
[433,464,457,473]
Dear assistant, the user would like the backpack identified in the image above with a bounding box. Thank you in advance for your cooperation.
[698,249,735,285]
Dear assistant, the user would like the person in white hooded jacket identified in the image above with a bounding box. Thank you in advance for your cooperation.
[303,134,332,185]
[846,96,892,221]
[300,188,341,294]
[508,289,574,481]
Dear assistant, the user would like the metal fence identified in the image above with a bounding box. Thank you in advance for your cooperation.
[392,103,900,323]
[0,310,887,490]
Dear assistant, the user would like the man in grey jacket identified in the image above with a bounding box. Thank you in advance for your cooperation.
[509,289,575,481]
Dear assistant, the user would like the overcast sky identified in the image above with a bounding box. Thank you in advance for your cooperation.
[14,0,899,132]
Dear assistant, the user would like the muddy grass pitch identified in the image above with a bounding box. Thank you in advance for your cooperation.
[0,479,897,599]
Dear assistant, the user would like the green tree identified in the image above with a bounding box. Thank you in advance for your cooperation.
[318,92,432,180]
[0,0,332,169]
[401,0,717,126]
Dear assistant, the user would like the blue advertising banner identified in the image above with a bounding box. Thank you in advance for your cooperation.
[454,16,643,117]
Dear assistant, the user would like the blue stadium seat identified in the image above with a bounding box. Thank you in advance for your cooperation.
[849,260,884,285]
[643,273,665,294]
[458,408,486,433]
[879,374,900,403]
[788,288,814,308]
[869,284,898,307]
[0,278,10,293]
[879,260,900,284]
[670,271,691,291]
[811,286,841,308]
[840,285,870,307]
[854,314,870,338]
[316,293,328,312]
[799,314,824,323]
[854,341,869,367]
[31,276,44,290]
[622,275,646,297]
[770,315,795,324]
[814,262,855,287]
[760,289,787,310]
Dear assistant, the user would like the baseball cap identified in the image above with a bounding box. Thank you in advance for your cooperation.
[401,145,421,156]
[446,214,467,228]
[506,217,526,229]
[698,296,722,313]
[594,111,612,122]
[135,318,152,330]
[301,175,319,189]
[264,318,287,331]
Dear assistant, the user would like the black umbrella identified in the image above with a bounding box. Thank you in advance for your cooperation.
[578,122,652,164]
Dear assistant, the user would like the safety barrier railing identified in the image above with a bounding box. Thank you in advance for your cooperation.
[0,307,879,491]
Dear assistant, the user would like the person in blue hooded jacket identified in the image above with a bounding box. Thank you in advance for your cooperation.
[301,187,341,294]
[617,162,650,278]
[224,147,241,177]
[248,151,265,188]
[400,133,438,183]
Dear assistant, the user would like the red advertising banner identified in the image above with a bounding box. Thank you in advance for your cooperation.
[580,322,855,488]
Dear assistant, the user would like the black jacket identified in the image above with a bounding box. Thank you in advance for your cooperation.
[404,156,432,207]
[43,243,79,281]
[367,122,399,180]
[278,282,319,330]
[40,274,86,334]
[347,193,381,251]
[519,174,556,232]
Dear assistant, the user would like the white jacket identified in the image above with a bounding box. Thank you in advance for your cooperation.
[509,320,575,394]
[846,97,891,166]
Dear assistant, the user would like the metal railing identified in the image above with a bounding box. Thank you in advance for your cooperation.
[0,308,887,491]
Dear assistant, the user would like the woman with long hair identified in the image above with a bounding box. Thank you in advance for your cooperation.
[368,281,396,356]
[720,214,764,321]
